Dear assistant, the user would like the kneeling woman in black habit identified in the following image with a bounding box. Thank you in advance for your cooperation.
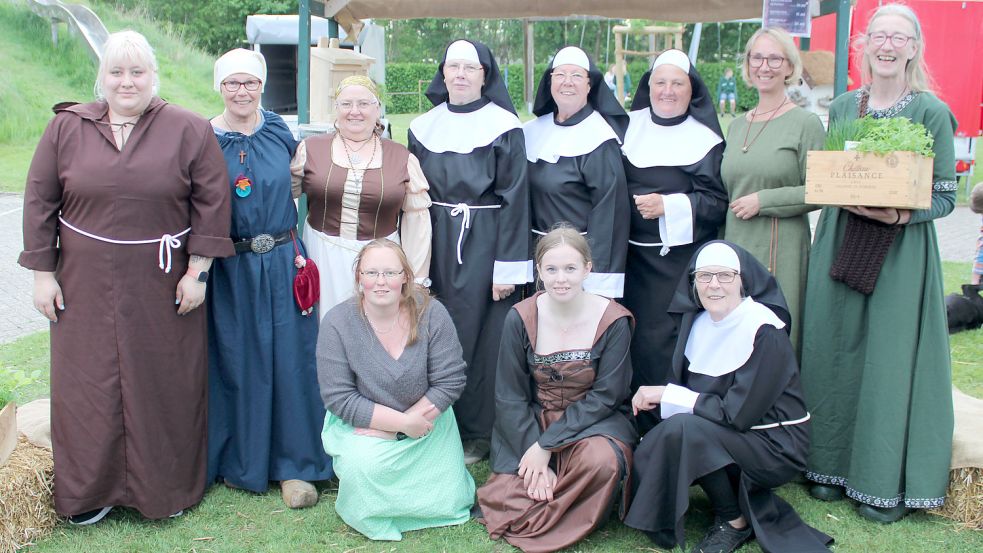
[625,241,832,553]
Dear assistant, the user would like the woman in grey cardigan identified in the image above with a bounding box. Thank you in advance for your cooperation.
[317,238,475,541]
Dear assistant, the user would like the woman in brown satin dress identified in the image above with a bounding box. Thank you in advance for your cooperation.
[476,224,637,553]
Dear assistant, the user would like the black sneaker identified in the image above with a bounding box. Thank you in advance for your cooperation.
[690,519,752,553]
[68,506,113,526]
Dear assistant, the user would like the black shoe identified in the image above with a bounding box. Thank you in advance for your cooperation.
[857,503,910,524]
[690,519,752,553]
[68,506,113,526]
[809,483,845,502]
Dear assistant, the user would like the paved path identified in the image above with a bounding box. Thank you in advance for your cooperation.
[0,193,49,344]
[0,194,979,344]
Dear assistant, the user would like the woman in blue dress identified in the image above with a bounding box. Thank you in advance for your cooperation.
[205,49,333,507]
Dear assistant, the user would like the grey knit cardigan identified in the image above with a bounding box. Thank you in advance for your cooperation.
[316,297,467,428]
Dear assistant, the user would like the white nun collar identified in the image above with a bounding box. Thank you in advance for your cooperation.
[621,109,723,168]
[410,102,521,154]
[523,111,619,163]
[684,297,785,377]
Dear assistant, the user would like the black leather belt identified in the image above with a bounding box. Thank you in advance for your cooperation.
[233,231,292,254]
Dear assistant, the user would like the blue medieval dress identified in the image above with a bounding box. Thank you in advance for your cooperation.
[206,110,333,490]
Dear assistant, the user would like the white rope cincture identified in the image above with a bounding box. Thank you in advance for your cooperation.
[433,202,501,264]
[627,239,671,257]
[532,228,586,236]
[749,412,811,431]
[59,216,191,273]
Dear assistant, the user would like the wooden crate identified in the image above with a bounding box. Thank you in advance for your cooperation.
[805,150,934,209]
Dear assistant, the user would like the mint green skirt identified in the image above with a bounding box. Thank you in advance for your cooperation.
[322,407,475,540]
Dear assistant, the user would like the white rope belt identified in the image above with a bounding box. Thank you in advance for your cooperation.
[628,239,672,257]
[749,412,811,431]
[59,216,191,273]
[433,201,501,264]
[532,228,586,236]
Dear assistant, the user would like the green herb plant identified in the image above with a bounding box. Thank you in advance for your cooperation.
[825,117,935,157]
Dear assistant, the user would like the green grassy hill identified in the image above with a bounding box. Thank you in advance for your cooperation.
[0,0,223,192]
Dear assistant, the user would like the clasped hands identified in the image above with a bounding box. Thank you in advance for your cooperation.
[518,442,557,502]
[354,400,438,440]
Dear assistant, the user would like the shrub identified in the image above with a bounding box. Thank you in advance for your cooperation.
[384,60,759,114]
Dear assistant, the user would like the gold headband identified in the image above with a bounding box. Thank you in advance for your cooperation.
[336,75,379,100]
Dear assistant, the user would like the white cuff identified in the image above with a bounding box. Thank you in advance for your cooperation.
[493,260,533,285]
[660,383,699,419]
[658,193,694,249]
[584,272,625,298]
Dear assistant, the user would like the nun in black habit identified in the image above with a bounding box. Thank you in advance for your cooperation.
[624,241,832,553]
[620,49,728,433]
[407,39,530,462]
[523,46,629,298]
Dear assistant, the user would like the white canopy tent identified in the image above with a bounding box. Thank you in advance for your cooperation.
[322,0,763,23]
[295,0,853,122]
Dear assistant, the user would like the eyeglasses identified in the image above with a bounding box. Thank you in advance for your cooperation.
[748,55,786,69]
[336,100,379,111]
[867,32,914,48]
[550,71,588,84]
[360,270,404,280]
[694,271,739,284]
[445,62,483,75]
[222,80,261,92]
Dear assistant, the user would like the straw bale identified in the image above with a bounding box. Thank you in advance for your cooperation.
[0,436,58,553]
[930,467,983,530]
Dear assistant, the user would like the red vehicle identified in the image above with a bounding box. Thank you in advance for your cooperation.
[810,0,982,183]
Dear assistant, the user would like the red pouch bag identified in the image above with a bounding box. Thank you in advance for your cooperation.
[291,231,319,316]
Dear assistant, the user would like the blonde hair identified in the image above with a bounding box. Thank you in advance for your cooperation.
[94,30,160,99]
[857,3,934,92]
[334,75,385,136]
[533,223,592,291]
[353,239,431,345]
[741,27,803,88]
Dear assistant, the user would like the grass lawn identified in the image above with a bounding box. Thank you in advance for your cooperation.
[2,263,981,552]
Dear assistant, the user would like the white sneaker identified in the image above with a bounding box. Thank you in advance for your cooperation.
[68,506,113,526]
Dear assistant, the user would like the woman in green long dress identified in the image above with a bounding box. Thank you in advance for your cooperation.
[801,4,957,523]
[722,27,825,356]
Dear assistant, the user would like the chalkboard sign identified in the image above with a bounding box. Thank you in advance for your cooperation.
[762,0,812,37]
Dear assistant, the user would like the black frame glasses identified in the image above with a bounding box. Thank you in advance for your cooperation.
[693,271,739,284]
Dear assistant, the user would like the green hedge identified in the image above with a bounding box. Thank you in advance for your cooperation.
[384,61,759,115]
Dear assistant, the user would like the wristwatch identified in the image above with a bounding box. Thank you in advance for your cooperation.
[191,270,209,283]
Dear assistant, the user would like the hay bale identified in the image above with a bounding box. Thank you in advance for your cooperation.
[0,436,58,553]
[930,467,983,530]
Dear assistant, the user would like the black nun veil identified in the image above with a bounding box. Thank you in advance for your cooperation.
[631,49,723,140]
[532,46,628,140]
[424,39,517,115]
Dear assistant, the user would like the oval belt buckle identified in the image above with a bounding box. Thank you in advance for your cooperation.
[251,233,275,254]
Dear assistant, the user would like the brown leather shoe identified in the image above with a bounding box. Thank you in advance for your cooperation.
[280,480,318,509]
